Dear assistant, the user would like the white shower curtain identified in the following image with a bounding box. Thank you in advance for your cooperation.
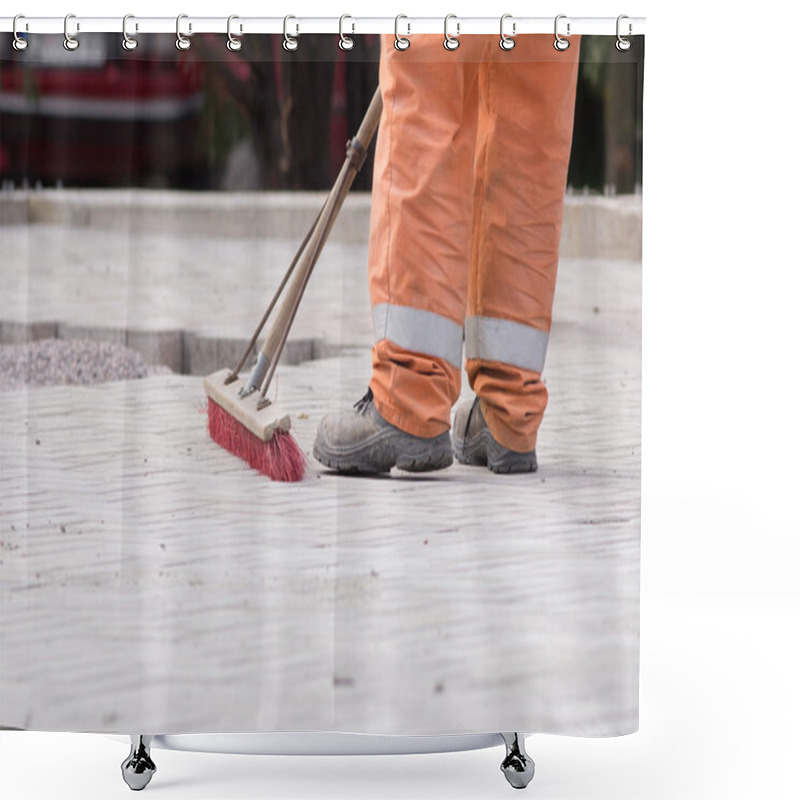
[0,19,642,760]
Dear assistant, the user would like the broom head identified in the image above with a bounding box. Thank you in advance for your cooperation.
[204,368,306,482]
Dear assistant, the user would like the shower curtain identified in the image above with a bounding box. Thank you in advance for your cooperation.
[0,20,642,760]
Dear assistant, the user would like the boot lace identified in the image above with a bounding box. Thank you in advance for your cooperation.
[353,387,374,415]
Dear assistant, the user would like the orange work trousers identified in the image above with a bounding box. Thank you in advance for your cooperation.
[368,35,580,452]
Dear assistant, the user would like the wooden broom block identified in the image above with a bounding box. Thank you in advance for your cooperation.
[203,368,291,442]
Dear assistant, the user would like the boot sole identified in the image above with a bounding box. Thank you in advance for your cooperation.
[313,432,453,474]
[453,428,538,474]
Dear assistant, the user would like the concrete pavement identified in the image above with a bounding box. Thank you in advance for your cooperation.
[0,192,641,736]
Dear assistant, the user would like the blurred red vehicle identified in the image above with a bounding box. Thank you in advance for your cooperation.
[0,33,209,188]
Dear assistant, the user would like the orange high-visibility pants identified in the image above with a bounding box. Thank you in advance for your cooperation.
[368,35,580,452]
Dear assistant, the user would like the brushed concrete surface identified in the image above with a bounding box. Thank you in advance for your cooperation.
[0,248,640,735]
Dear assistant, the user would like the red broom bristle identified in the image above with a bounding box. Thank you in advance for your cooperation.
[207,397,306,482]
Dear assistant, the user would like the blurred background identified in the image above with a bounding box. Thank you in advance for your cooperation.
[0,34,643,194]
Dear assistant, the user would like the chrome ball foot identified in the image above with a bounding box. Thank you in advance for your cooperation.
[121,735,156,791]
[500,732,535,789]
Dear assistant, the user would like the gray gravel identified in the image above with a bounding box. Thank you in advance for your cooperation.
[0,338,171,391]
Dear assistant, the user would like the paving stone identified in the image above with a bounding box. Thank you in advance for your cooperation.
[0,194,28,225]
[126,329,184,373]
[25,189,373,244]
[213,337,252,375]
[280,338,324,366]
[58,323,127,345]
[0,321,59,344]
[15,190,642,257]
[183,333,222,376]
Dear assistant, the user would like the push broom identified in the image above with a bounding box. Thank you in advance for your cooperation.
[204,88,383,481]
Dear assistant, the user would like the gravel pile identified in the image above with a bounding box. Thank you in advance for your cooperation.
[0,338,172,391]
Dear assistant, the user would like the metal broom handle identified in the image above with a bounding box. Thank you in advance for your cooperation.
[255,87,383,406]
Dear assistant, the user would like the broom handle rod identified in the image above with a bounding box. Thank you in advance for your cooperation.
[258,89,383,401]
[257,178,345,404]
[258,88,384,366]
[225,204,323,383]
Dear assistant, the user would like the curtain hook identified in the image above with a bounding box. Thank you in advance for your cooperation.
[616,15,632,51]
[339,15,355,51]
[227,15,242,51]
[122,14,138,51]
[394,15,410,51]
[554,14,570,51]
[443,14,460,51]
[176,14,191,50]
[63,13,79,51]
[12,14,28,51]
[499,14,516,51]
[283,15,299,51]
[283,14,300,52]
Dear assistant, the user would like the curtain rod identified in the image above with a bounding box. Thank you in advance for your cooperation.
[1,15,646,38]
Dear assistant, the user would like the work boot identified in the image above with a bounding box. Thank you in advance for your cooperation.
[451,396,538,474]
[313,388,453,474]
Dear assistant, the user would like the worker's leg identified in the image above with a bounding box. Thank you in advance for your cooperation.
[313,36,483,473]
[465,36,581,453]
[367,35,482,438]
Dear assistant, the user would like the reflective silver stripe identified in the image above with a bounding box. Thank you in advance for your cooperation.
[372,303,463,368]
[464,315,549,373]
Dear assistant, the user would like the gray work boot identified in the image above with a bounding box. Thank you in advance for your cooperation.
[451,396,538,474]
[313,388,453,474]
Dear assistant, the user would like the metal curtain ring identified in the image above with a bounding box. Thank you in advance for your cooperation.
[227,15,242,51]
[283,15,299,51]
[616,15,632,51]
[12,14,28,51]
[63,13,79,51]
[499,14,516,51]
[394,15,410,51]
[339,14,355,51]
[122,15,138,51]
[176,14,191,50]
[443,14,460,51]
[554,14,570,51]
